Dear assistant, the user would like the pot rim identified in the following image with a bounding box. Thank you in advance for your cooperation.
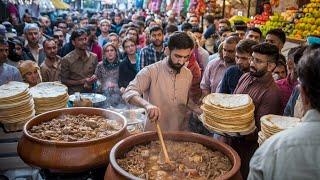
[109,131,241,180]
[23,107,128,146]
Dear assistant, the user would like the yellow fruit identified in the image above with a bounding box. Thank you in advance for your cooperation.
[316,18,320,26]
[295,34,302,39]
[309,18,316,24]
[303,8,309,13]
[311,25,317,31]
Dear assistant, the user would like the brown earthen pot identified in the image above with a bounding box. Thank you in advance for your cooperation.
[17,107,129,172]
[105,131,242,180]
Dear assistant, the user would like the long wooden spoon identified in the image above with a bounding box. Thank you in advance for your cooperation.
[155,121,171,163]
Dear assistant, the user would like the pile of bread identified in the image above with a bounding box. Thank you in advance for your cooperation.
[0,81,68,132]
[201,93,255,134]
[258,115,301,145]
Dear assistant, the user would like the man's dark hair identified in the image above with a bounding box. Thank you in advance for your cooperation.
[234,20,247,31]
[236,39,258,54]
[70,28,87,41]
[122,36,136,48]
[252,42,279,63]
[166,24,178,34]
[246,27,262,38]
[218,27,232,36]
[0,38,8,46]
[168,32,194,51]
[187,15,198,22]
[225,35,241,45]
[266,28,286,44]
[204,14,214,24]
[146,18,156,27]
[298,47,320,111]
[137,16,145,22]
[234,24,247,31]
[80,16,88,21]
[219,19,231,27]
[149,25,163,34]
[181,22,193,31]
[42,38,56,49]
[291,46,307,64]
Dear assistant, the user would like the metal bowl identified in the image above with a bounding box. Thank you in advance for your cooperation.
[69,93,107,107]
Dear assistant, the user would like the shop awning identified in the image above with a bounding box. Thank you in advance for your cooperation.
[51,0,70,10]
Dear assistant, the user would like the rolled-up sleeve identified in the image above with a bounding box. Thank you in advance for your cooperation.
[122,67,152,103]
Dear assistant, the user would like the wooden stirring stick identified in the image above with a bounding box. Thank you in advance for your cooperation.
[155,121,171,163]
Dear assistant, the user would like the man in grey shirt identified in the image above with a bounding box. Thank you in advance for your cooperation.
[0,39,22,85]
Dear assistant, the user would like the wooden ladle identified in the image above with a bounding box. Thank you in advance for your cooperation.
[155,121,171,163]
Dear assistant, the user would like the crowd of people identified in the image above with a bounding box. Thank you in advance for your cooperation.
[0,8,320,179]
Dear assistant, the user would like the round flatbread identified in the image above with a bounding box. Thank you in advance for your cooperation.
[208,93,251,109]
[30,82,68,99]
[0,81,29,100]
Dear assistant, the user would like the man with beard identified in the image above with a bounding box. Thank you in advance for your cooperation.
[139,26,166,70]
[201,36,240,95]
[61,28,98,95]
[219,39,258,94]
[232,43,282,178]
[0,38,22,85]
[53,28,64,50]
[122,32,194,131]
[22,23,46,65]
[40,39,61,82]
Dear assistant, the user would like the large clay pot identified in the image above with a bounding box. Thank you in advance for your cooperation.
[105,131,242,180]
[18,107,129,173]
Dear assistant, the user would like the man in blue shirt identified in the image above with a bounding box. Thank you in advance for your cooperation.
[0,39,22,85]
[219,39,258,94]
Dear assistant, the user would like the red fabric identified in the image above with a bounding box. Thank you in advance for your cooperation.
[276,75,298,114]
[91,43,103,62]
[187,52,202,104]
[139,34,146,48]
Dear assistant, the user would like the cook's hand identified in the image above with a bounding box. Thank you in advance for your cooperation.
[144,104,160,122]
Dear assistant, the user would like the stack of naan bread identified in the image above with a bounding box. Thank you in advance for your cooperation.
[0,81,35,131]
[201,93,255,133]
[30,82,69,115]
[258,115,301,145]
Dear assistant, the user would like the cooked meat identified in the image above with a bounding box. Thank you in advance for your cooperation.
[28,114,122,142]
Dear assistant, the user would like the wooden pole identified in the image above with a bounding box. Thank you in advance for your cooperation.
[222,0,226,18]
[247,0,251,18]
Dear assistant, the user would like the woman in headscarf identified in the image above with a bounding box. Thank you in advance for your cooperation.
[94,43,123,107]
[18,60,42,87]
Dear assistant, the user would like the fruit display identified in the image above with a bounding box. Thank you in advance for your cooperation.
[247,14,270,27]
[260,13,287,36]
[289,0,320,39]
[229,15,251,26]
[281,7,298,22]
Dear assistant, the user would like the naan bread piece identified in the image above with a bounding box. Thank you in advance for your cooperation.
[30,82,68,99]
[265,115,301,129]
[0,81,29,100]
[208,93,251,108]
